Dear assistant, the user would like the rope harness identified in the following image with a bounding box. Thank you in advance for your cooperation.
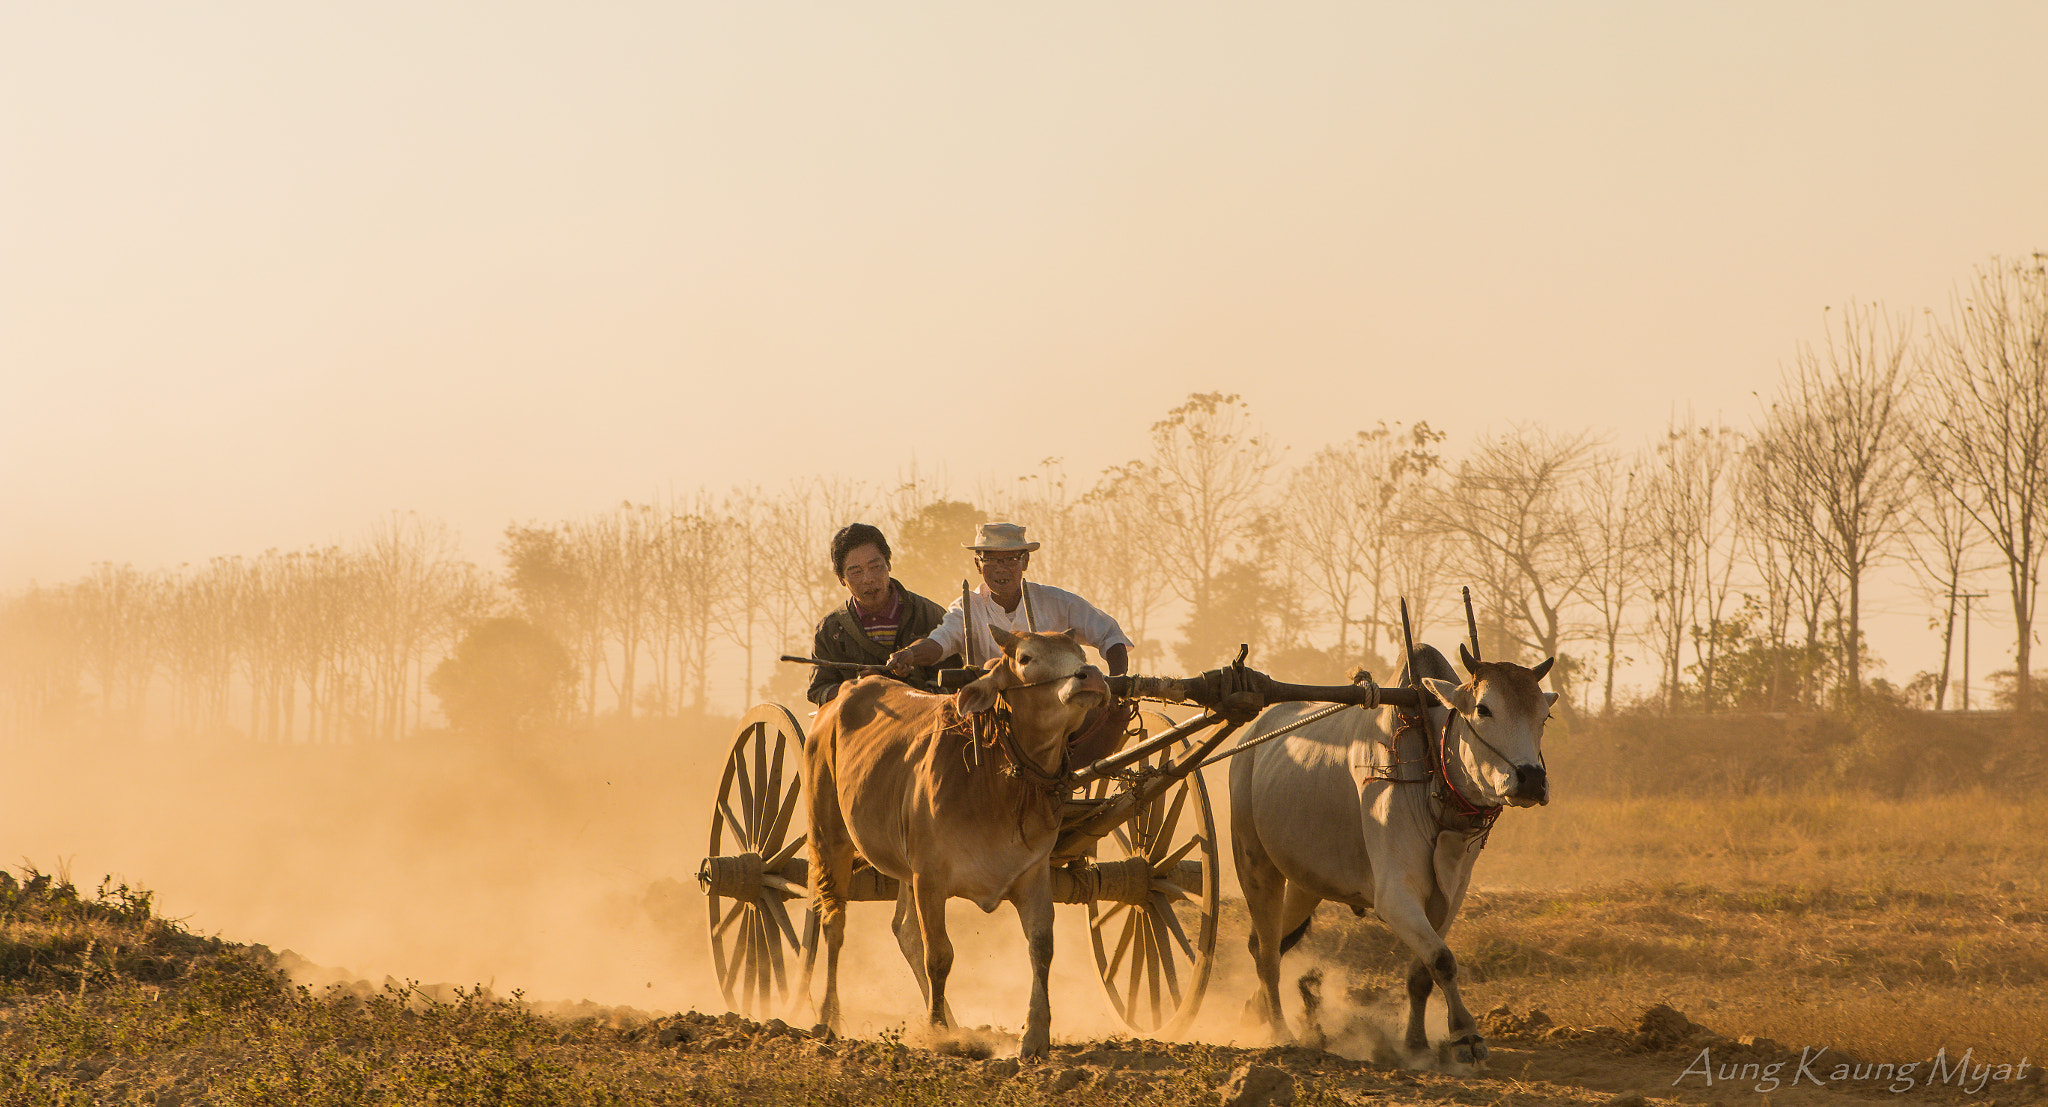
[935,660,1090,793]
[1364,704,1504,846]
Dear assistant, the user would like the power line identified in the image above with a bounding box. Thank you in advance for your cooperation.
[1947,591,1990,709]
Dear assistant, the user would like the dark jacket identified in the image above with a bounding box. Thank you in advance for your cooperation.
[806,581,955,706]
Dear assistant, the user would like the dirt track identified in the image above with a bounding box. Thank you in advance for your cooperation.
[569,998,2042,1106]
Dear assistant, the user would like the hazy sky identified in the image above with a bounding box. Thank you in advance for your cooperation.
[6,2,2046,596]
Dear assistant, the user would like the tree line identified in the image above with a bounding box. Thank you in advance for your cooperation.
[3,254,2043,742]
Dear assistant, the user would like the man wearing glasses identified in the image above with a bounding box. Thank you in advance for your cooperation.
[886,521,1133,678]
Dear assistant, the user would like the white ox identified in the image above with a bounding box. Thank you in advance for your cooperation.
[1230,643,1555,1064]
[806,628,1109,1060]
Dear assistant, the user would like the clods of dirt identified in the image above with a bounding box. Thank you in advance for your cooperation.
[1219,1063,1297,1107]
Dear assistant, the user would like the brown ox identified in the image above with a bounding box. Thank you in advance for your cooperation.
[806,627,1109,1059]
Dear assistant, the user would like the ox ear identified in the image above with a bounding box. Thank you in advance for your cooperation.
[1458,642,1478,674]
[956,664,1014,715]
[1531,656,1555,681]
[991,626,1022,653]
[1544,691,1559,709]
[1421,677,1466,712]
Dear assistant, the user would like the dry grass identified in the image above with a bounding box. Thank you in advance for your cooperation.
[1482,788,2048,894]
[1281,789,2048,1067]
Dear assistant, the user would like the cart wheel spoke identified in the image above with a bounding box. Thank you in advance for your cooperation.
[751,724,772,836]
[716,797,750,851]
[706,897,731,991]
[1089,901,1131,932]
[1149,895,1184,1003]
[712,897,747,940]
[1152,835,1202,877]
[764,774,803,858]
[758,906,783,998]
[765,893,801,951]
[1103,906,1140,981]
[1147,787,1189,864]
[1155,892,1197,963]
[720,917,749,997]
[732,739,758,846]
[1108,825,1136,856]
[1123,914,1147,1016]
[764,831,808,875]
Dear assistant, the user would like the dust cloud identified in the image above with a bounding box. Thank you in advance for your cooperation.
[5,726,734,1013]
[0,721,1260,1046]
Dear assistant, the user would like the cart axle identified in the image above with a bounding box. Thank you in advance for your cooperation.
[700,850,1203,907]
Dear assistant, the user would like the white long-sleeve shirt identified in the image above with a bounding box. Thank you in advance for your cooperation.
[926,581,1135,668]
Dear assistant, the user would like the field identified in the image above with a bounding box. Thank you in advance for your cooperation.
[2,717,2044,1105]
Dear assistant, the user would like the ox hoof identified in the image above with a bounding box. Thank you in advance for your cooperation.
[1442,1034,1488,1067]
[1019,1031,1050,1063]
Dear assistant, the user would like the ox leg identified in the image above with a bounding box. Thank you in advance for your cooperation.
[910,875,954,1033]
[1010,866,1056,1062]
[1236,828,1316,1040]
[1402,956,1434,1054]
[1378,893,1486,1066]
[807,763,853,1034]
[891,888,929,1000]
[891,887,957,1027]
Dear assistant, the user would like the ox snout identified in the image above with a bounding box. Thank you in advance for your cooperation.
[1060,665,1110,708]
[1510,764,1548,807]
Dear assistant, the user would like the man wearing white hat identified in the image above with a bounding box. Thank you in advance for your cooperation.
[885,521,1132,678]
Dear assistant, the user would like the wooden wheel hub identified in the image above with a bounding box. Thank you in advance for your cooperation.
[698,852,764,900]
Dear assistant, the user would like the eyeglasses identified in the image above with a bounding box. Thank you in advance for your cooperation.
[975,553,1027,567]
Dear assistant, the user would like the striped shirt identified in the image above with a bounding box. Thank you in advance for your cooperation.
[855,585,904,649]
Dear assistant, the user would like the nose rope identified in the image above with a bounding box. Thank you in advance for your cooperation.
[1434,713,1501,818]
[976,660,1099,786]
[1436,710,1540,814]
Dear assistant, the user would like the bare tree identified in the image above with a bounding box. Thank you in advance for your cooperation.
[359,513,465,739]
[587,503,662,720]
[655,494,736,713]
[1572,449,1644,715]
[1113,392,1280,616]
[73,562,161,741]
[165,559,241,739]
[1279,422,1444,658]
[981,458,1175,654]
[1919,256,2048,713]
[1431,425,1598,688]
[1749,304,1915,701]
[1901,450,1988,710]
[1641,413,1744,711]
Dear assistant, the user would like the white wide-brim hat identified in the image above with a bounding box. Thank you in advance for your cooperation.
[963,522,1040,552]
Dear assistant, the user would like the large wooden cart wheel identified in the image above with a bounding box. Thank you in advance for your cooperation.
[1084,710,1221,1037]
[699,704,815,1019]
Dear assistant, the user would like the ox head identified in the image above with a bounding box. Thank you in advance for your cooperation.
[1420,644,1557,808]
[956,628,1110,728]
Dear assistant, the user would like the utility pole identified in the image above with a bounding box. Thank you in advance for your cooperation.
[1949,591,1988,709]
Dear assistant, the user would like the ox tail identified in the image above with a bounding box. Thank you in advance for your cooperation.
[1278,916,1314,955]
[807,746,848,935]
[810,841,845,932]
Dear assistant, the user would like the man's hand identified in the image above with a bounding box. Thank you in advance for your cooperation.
[888,638,942,675]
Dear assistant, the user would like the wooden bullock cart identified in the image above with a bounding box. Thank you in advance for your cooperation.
[695,651,1435,1037]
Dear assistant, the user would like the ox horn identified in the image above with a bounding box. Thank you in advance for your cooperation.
[1531,656,1555,680]
[1458,642,1478,675]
